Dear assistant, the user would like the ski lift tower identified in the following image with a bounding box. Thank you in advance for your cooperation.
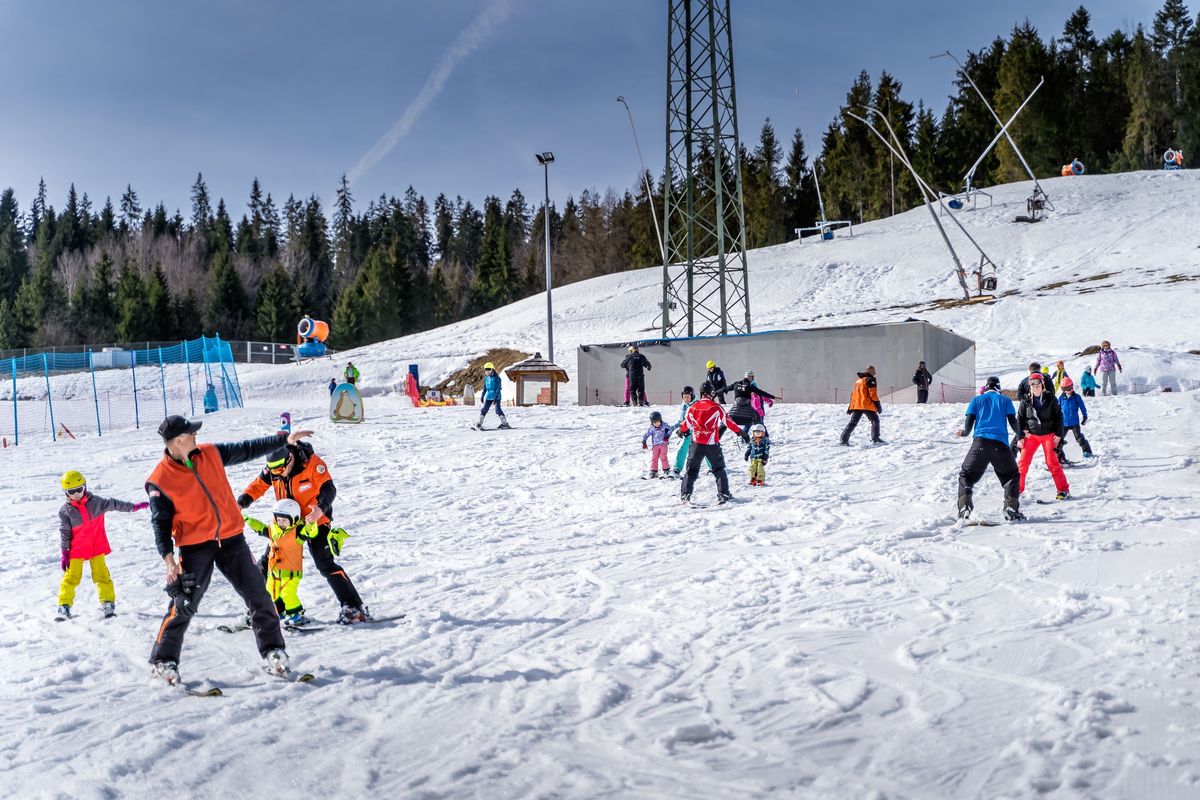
[660,0,751,337]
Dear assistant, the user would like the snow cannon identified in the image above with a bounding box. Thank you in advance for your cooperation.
[1164,149,1184,170]
[296,317,329,359]
[1060,159,1085,177]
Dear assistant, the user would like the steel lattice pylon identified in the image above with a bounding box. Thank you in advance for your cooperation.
[660,0,750,338]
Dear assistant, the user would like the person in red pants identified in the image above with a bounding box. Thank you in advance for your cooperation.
[1015,372,1070,500]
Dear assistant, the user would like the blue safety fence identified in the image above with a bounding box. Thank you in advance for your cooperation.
[0,335,244,445]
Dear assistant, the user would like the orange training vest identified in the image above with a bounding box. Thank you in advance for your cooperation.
[147,443,246,547]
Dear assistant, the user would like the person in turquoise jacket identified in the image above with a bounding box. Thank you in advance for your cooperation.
[473,362,510,430]
[1079,367,1097,397]
[1055,377,1093,461]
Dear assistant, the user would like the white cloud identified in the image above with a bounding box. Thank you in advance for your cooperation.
[346,0,514,186]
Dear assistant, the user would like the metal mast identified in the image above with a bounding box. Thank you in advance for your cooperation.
[661,0,750,338]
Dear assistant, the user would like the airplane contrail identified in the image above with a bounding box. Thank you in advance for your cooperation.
[346,0,514,186]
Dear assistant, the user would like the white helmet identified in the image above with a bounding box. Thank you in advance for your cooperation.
[750,423,767,435]
[272,498,303,526]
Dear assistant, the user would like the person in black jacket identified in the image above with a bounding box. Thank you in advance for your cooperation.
[912,361,933,404]
[620,345,652,407]
[1010,361,1042,455]
[727,371,776,428]
[705,360,728,403]
[1015,372,1070,500]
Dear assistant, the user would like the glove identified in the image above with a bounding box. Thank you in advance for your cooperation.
[165,572,197,599]
[643,442,648,450]
[740,431,751,444]
[236,493,252,509]
[60,550,70,572]
[132,502,149,512]
[1081,418,1087,426]
[744,450,750,461]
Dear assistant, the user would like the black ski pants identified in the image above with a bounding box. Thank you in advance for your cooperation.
[151,534,284,664]
[629,374,647,405]
[681,441,730,498]
[1055,425,1092,459]
[258,524,363,609]
[841,410,880,444]
[958,438,1020,508]
[917,388,929,404]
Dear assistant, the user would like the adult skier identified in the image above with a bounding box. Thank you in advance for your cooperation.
[239,441,372,624]
[912,361,933,404]
[620,345,652,407]
[955,376,1024,521]
[727,371,776,429]
[145,415,313,685]
[705,360,728,403]
[1016,372,1070,500]
[676,382,749,504]
[1094,340,1122,395]
[840,366,883,445]
[1055,377,1093,461]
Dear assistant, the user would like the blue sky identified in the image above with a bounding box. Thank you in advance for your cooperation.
[0,0,1161,221]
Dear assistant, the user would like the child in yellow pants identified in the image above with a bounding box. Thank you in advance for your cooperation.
[56,469,148,620]
[244,498,319,626]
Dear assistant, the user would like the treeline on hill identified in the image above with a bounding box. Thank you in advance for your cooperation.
[0,3,1196,351]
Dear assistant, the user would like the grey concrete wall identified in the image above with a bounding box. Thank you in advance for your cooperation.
[577,321,974,406]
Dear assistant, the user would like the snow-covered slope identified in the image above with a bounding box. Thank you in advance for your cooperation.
[2,172,1199,799]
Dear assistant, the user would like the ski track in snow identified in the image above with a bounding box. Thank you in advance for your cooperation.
[1,172,1199,798]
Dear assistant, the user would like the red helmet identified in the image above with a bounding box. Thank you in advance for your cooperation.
[1061,377,1074,388]
[1029,372,1044,383]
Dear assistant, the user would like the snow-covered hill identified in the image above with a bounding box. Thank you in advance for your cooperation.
[2,172,1199,799]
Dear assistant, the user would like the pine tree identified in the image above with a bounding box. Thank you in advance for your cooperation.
[1120,26,1171,169]
[27,178,47,244]
[190,173,213,234]
[433,193,455,261]
[1151,0,1193,54]
[253,265,300,341]
[468,196,510,313]
[333,174,355,287]
[145,264,175,339]
[743,118,788,246]
[119,184,142,234]
[14,261,68,346]
[331,281,363,348]
[98,197,117,237]
[86,250,118,342]
[0,298,18,348]
[0,188,28,302]
[205,250,250,339]
[783,128,820,230]
[173,289,203,339]
[114,260,149,343]
[211,199,234,255]
[994,21,1057,182]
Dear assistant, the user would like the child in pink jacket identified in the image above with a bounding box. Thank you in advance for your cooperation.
[641,411,674,479]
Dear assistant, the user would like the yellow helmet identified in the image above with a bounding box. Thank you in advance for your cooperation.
[61,470,87,491]
[484,362,495,370]
[706,360,716,369]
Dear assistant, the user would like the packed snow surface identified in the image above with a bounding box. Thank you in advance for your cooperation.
[2,171,1199,799]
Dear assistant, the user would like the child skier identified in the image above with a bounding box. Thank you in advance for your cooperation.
[56,470,147,620]
[243,498,320,626]
[1080,367,1097,397]
[672,386,696,477]
[641,411,674,478]
[1055,377,1093,462]
[474,362,510,430]
[744,423,771,486]
[1050,360,1069,394]
[1016,372,1070,500]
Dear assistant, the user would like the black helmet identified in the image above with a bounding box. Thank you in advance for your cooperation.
[681,385,695,397]
[699,381,714,397]
[649,411,663,423]
[985,376,1001,390]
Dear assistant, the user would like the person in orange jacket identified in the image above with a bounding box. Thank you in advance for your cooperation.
[239,441,370,624]
[840,366,884,445]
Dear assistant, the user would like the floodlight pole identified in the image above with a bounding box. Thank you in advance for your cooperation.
[617,96,667,264]
[536,152,556,362]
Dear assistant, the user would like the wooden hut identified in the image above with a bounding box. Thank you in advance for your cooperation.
[504,352,569,406]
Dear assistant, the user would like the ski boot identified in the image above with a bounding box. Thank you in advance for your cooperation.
[55,604,72,621]
[337,604,371,625]
[957,495,973,520]
[649,470,659,479]
[1003,503,1026,522]
[1055,491,1070,501]
[152,660,180,686]
[101,601,116,618]
[680,493,692,504]
[1083,452,1094,459]
[717,493,733,505]
[498,421,511,430]
[472,420,483,431]
[283,610,311,628]
[264,648,290,677]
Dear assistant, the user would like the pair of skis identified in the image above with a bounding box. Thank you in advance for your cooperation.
[216,612,407,635]
[168,668,316,697]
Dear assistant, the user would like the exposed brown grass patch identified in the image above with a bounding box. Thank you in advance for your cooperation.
[434,348,530,395]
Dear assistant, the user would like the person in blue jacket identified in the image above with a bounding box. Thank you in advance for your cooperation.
[1055,376,1092,461]
[956,376,1024,521]
[473,362,510,430]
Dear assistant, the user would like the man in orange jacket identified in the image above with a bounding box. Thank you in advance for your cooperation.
[239,441,370,624]
[145,415,313,685]
[840,366,884,445]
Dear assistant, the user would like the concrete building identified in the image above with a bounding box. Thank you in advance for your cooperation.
[576,320,975,406]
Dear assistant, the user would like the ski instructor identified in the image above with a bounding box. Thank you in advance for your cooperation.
[145,414,314,684]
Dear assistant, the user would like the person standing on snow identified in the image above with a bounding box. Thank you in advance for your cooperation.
[705,360,728,403]
[1050,360,1069,394]
[641,411,674,478]
[55,470,148,620]
[676,382,750,504]
[1011,361,1043,456]
[748,372,775,421]
[344,362,360,386]
[744,423,771,487]
[727,371,776,429]
[239,441,372,624]
[841,366,884,445]
[672,386,699,477]
[1015,373,1070,500]
[1055,377,1093,462]
[328,378,337,395]
[955,376,1024,521]
[474,362,510,429]
[145,416,313,685]
[243,499,321,626]
[912,361,933,404]
[1079,367,1097,397]
[1094,341,1122,395]
[621,345,653,407]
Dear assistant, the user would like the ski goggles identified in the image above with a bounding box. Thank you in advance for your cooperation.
[267,457,290,474]
[65,485,86,497]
